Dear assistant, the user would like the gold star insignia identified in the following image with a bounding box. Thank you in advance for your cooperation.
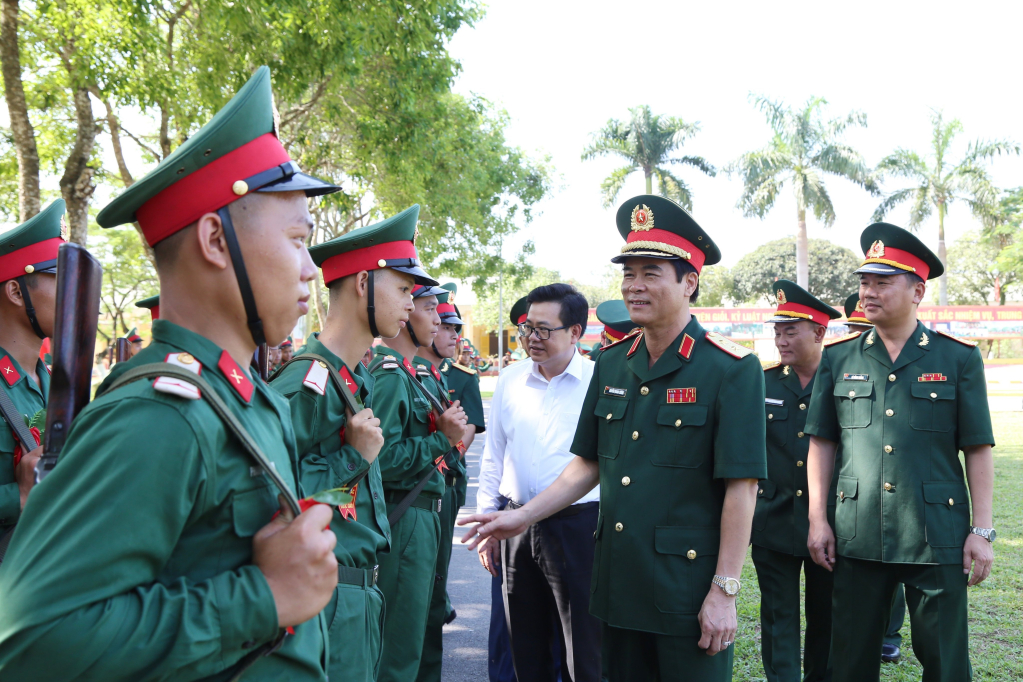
[776,289,787,305]
[866,240,885,259]
[630,204,654,231]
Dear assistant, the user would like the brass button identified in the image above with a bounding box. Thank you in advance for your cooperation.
[839,491,845,500]
[377,259,387,268]
[606,413,613,421]
[622,476,631,486]
[686,549,697,560]
[797,460,804,467]
[318,361,328,368]
[884,482,892,491]
[615,522,623,532]
[949,498,954,506]
[889,374,896,382]
[796,490,803,497]
[886,409,894,417]
[177,353,195,365]
[797,431,805,438]
[674,419,681,427]
[768,413,773,420]
[848,391,856,397]
[632,431,639,440]
[758,488,764,495]
[884,445,893,453]
[799,403,806,410]
[931,392,937,399]
[640,386,649,395]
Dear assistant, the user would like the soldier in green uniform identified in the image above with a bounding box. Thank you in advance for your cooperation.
[0,66,342,680]
[591,299,639,362]
[0,199,65,541]
[280,337,294,365]
[461,194,767,681]
[752,280,841,682]
[270,210,436,681]
[369,275,468,682]
[805,223,996,682]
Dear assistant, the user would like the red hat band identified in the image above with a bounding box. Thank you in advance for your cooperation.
[861,246,929,280]
[516,313,528,325]
[603,327,624,343]
[437,303,456,315]
[0,237,63,282]
[136,133,292,247]
[776,301,826,324]
[320,241,419,285]
[623,228,707,272]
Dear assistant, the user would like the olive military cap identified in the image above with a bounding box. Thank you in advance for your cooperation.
[0,198,66,282]
[768,280,841,325]
[509,296,529,326]
[135,294,160,321]
[595,299,637,343]
[611,194,721,272]
[844,293,871,326]
[855,222,944,280]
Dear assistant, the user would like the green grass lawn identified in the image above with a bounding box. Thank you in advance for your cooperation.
[732,412,1023,681]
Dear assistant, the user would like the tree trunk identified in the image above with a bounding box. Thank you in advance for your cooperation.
[59,87,98,246]
[796,207,809,289]
[0,0,40,220]
[645,170,652,194]
[310,273,326,334]
[937,203,948,305]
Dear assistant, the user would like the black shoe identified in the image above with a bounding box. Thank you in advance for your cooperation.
[881,644,901,663]
[443,609,457,626]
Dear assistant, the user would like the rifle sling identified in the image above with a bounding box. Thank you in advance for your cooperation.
[0,383,41,566]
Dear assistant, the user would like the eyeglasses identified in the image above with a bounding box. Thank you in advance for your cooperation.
[518,324,569,341]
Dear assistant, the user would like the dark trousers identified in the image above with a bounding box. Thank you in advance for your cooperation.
[752,545,833,682]
[603,624,733,682]
[832,556,972,682]
[884,583,906,646]
[501,501,602,682]
[489,561,516,682]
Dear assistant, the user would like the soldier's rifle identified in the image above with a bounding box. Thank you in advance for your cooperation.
[115,337,131,364]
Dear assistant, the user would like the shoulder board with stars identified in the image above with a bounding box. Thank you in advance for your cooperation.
[762,360,782,372]
[153,352,202,400]
[452,363,476,375]
[824,331,862,347]
[367,354,398,374]
[936,330,977,347]
[302,359,329,396]
[704,331,753,359]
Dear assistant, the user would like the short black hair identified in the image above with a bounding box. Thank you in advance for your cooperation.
[526,283,589,329]
[670,259,700,304]
[905,273,924,286]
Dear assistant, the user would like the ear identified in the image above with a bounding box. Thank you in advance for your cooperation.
[913,281,927,305]
[194,212,231,271]
[569,323,583,344]
[353,271,370,299]
[3,279,24,308]
[814,324,827,344]
[684,271,700,298]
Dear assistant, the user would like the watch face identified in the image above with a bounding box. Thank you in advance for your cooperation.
[989,529,997,542]
[724,578,740,595]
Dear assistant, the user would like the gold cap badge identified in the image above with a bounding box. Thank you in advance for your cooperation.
[866,240,885,259]
[630,204,654,232]
[776,289,787,305]
[855,300,864,312]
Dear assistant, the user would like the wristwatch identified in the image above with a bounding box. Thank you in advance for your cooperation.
[712,575,741,596]
[970,526,997,543]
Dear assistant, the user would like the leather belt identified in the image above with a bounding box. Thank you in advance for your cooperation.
[508,500,598,519]
[384,489,441,513]
[338,564,379,588]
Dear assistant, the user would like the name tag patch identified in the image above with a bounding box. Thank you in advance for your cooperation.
[918,373,947,382]
[667,388,696,404]
[843,373,869,381]
[604,386,627,397]
[765,397,784,406]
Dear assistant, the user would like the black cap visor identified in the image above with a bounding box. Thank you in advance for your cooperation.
[439,312,464,326]
[413,284,447,299]
[251,161,341,198]
[393,264,439,287]
[854,262,910,277]
[610,249,681,264]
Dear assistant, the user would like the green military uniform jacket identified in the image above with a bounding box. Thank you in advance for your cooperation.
[0,321,327,681]
[369,347,451,499]
[412,356,462,479]
[440,358,485,508]
[271,334,390,569]
[571,318,768,637]
[0,348,49,531]
[804,324,994,565]
[752,363,835,556]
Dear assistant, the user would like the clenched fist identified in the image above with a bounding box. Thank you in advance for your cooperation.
[346,408,383,464]
[437,400,468,446]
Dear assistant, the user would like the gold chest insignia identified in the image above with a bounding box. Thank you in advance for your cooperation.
[919,332,929,347]
[866,240,885,259]
[60,214,70,242]
[782,365,790,376]
[630,204,654,231]
[866,330,875,345]
[776,289,787,305]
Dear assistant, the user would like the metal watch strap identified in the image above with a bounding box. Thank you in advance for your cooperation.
[970,526,995,542]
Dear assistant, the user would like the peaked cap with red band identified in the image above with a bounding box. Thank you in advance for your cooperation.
[96,66,340,245]
[126,327,143,344]
[844,292,872,326]
[310,204,437,287]
[135,294,160,321]
[509,296,529,327]
[434,289,463,326]
[768,279,841,325]
[855,222,943,281]
[0,198,66,283]
[611,194,720,273]
[595,299,637,343]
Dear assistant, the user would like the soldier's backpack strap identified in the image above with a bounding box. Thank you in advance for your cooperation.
[0,384,43,565]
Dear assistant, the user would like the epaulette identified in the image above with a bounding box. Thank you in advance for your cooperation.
[368,354,399,373]
[302,359,329,396]
[762,360,782,371]
[705,331,753,359]
[452,363,476,375]
[153,352,202,400]
[936,330,978,347]
[824,331,862,347]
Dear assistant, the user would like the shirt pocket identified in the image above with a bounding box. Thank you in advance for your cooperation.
[651,404,708,468]
[833,380,873,429]
[412,402,434,433]
[594,396,628,459]
[753,479,778,532]
[231,484,276,538]
[922,481,969,548]
[834,475,858,540]
[910,383,956,433]
[653,526,719,614]
[765,406,789,448]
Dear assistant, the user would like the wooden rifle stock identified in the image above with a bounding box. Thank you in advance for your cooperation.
[36,243,103,482]
[256,343,269,381]
[115,338,131,364]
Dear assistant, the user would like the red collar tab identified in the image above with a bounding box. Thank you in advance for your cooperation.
[678,333,696,360]
[402,356,415,374]
[217,350,254,403]
[431,365,441,382]
[0,356,20,386]
[149,304,160,321]
[135,133,291,247]
[338,365,358,395]
[627,331,644,357]
[624,228,706,272]
[861,245,930,280]
[775,301,827,324]
[0,237,64,283]
[320,240,419,286]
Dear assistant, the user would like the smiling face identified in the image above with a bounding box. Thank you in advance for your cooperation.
[524,300,580,367]
[434,322,460,358]
[372,268,416,339]
[773,320,824,367]
[859,273,925,327]
[409,294,441,346]
[620,256,695,328]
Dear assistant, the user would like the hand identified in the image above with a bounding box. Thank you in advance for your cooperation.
[963,532,993,586]
[458,509,531,551]
[807,517,836,571]
[253,495,338,628]
[477,536,501,577]
[697,587,737,656]
[16,445,42,510]
[437,400,468,446]
[345,408,383,464]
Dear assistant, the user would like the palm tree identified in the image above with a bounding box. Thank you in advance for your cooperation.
[581,105,715,210]
[730,95,877,288]
[871,111,1019,305]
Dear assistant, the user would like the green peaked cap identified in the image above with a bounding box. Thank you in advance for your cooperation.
[509,296,529,326]
[310,204,437,286]
[844,292,872,326]
[769,279,841,324]
[440,282,457,296]
[126,327,142,342]
[0,198,66,281]
[135,294,159,310]
[611,194,721,271]
[856,222,943,280]
[595,299,636,338]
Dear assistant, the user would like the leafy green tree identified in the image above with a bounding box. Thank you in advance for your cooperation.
[695,265,735,307]
[87,223,159,344]
[569,264,625,308]
[946,230,1018,305]
[581,104,715,209]
[730,95,876,289]
[472,267,562,332]
[872,110,1019,305]
[731,237,860,307]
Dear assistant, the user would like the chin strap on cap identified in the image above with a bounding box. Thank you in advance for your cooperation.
[16,276,47,340]
[217,206,266,346]
[366,270,380,338]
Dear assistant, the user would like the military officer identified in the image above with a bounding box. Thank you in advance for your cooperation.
[369,262,467,682]
[510,296,529,357]
[126,327,144,356]
[0,66,341,680]
[843,293,872,333]
[592,299,639,362]
[270,211,435,681]
[805,223,996,682]
[752,280,841,682]
[0,199,65,540]
[461,194,767,681]
[280,336,294,364]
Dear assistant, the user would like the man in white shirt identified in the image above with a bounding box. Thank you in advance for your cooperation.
[476,283,601,682]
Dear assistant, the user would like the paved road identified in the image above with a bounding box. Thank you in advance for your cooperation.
[441,399,492,681]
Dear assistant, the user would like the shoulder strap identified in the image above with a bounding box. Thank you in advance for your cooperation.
[0,384,37,452]
[105,364,301,517]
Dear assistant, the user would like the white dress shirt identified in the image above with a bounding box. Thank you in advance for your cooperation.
[476,352,599,514]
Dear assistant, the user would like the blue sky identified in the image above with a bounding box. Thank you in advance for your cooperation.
[448,0,1023,283]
